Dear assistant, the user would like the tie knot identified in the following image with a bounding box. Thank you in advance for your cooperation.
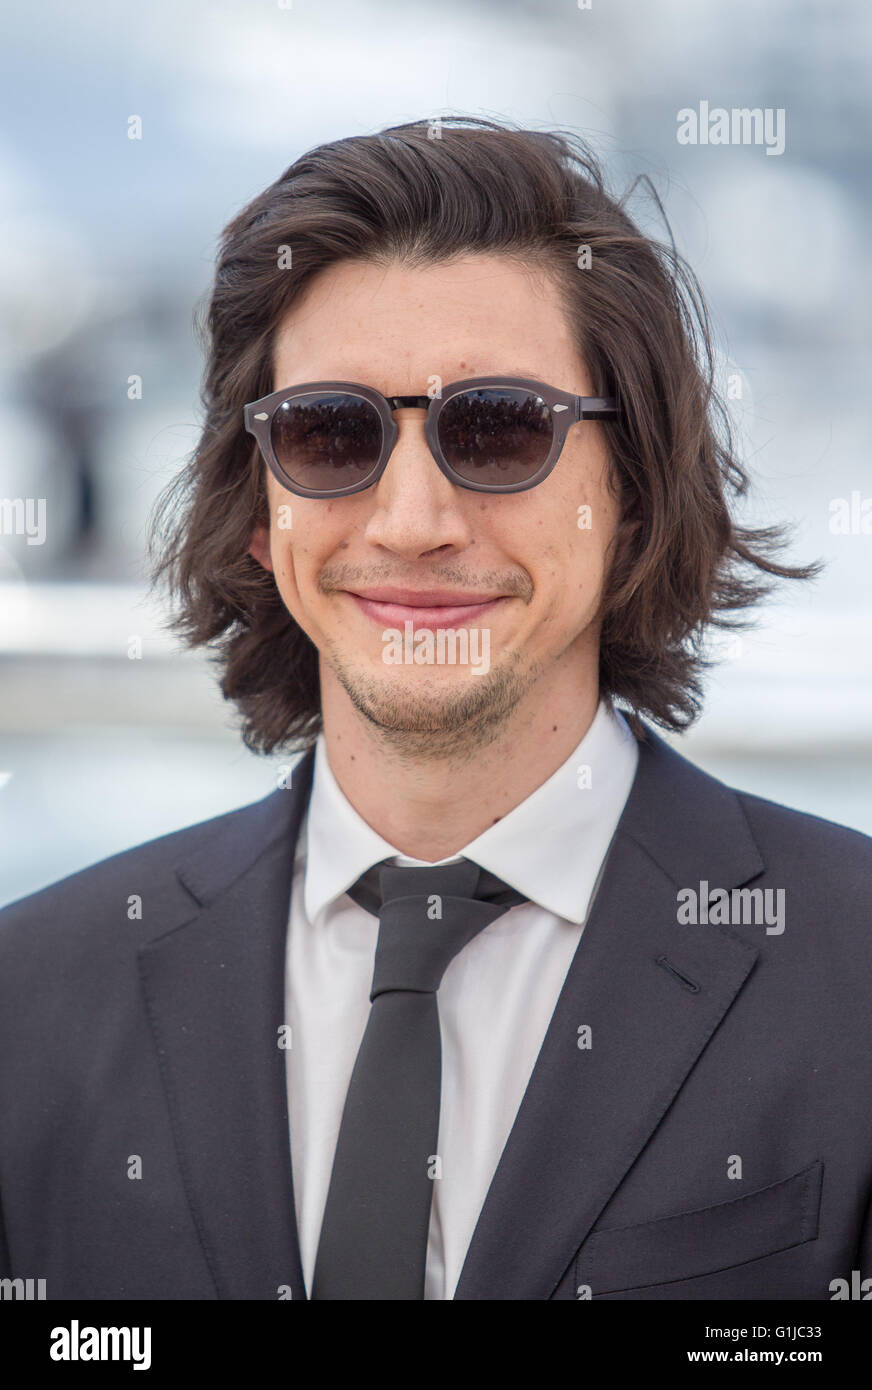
[347,858,526,999]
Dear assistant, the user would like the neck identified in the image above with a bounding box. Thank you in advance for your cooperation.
[318,659,602,861]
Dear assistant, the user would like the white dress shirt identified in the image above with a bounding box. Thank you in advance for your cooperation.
[284,697,639,1299]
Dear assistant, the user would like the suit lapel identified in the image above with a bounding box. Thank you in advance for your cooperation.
[138,748,315,1300]
[454,724,764,1299]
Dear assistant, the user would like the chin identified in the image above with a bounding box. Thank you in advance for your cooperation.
[338,659,526,737]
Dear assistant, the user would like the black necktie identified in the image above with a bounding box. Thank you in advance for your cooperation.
[310,857,527,1300]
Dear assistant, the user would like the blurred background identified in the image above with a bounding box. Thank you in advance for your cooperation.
[1,0,870,906]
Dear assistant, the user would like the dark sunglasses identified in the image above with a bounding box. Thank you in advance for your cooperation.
[243,376,619,498]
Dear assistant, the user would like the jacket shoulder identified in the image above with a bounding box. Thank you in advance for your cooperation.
[731,787,872,934]
[640,720,872,860]
[733,784,872,869]
[633,722,872,904]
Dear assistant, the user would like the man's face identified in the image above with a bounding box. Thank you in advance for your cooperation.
[250,255,622,753]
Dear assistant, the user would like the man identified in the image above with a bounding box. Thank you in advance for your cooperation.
[1,116,870,1301]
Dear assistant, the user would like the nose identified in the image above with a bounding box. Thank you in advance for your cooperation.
[361,406,472,559]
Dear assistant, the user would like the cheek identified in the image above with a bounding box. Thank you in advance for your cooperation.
[268,522,293,573]
[265,511,306,601]
[266,486,301,557]
[573,464,621,567]
[268,503,338,596]
[533,492,618,614]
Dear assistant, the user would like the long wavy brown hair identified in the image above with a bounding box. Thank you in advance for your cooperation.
[149,115,819,754]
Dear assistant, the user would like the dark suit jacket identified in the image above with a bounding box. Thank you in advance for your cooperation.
[1,722,871,1300]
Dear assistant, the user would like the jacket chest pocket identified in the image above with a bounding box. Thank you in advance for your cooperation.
[563,1159,823,1298]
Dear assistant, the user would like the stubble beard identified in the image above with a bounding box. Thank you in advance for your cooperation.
[322,641,544,764]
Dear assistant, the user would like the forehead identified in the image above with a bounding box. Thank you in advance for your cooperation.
[270,255,588,393]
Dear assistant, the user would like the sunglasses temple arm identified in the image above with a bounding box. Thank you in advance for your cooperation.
[576,397,619,420]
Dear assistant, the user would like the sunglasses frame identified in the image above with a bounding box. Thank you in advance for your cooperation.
[243,376,619,499]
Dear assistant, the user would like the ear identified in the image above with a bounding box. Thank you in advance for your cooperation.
[249,522,274,573]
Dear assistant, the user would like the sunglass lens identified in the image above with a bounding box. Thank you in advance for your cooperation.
[270,392,383,492]
[437,387,554,486]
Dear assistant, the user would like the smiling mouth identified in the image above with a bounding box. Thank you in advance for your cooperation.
[345,592,509,627]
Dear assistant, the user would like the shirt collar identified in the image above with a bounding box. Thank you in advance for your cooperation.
[302,699,639,927]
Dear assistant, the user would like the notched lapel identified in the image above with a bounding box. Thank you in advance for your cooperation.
[454,725,765,1300]
[138,748,315,1300]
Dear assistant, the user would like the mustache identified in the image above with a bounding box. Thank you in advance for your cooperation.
[317,564,533,602]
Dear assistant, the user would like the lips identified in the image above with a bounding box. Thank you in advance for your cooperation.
[345,589,508,627]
